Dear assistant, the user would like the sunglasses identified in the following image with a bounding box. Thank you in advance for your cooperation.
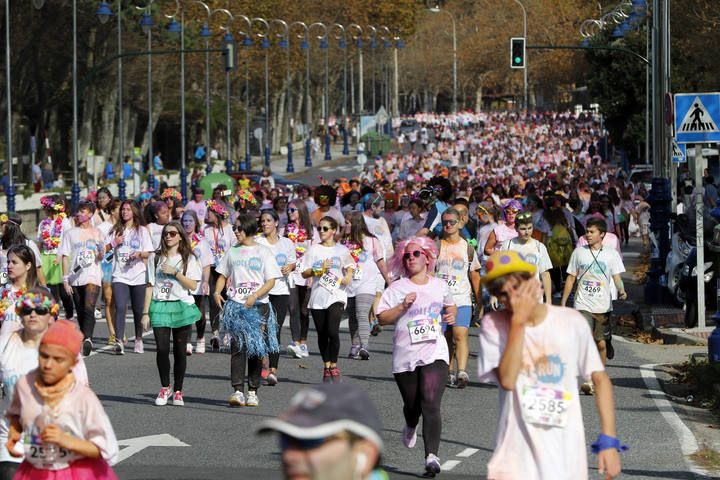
[163,231,179,238]
[318,195,329,200]
[318,226,333,232]
[20,306,50,316]
[442,219,459,226]
[232,225,243,233]
[403,250,425,261]
[287,208,298,213]
[516,212,533,222]
[279,434,328,451]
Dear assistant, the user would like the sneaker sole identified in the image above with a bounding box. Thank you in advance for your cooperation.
[82,340,92,357]
[425,463,441,476]
[229,399,245,407]
[359,350,370,360]
[245,402,258,407]
[173,400,184,406]
[457,375,469,389]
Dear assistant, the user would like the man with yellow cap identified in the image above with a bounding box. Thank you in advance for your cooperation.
[477,251,624,480]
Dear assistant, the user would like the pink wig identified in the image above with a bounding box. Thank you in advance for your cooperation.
[389,236,438,278]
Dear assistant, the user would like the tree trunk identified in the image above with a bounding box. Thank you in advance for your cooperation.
[78,28,98,180]
[99,88,117,162]
[475,83,483,112]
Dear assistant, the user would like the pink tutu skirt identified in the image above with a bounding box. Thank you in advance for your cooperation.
[13,458,117,480]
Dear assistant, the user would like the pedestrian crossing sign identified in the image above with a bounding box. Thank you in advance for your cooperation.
[675,93,720,143]
[672,139,686,163]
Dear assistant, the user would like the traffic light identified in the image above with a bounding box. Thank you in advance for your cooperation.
[510,37,525,69]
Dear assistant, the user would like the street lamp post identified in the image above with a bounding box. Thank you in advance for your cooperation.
[212,9,235,174]
[238,15,253,172]
[310,23,331,161]
[428,7,457,113]
[165,1,188,200]
[511,0,528,110]
[252,18,272,168]
[271,19,294,173]
[193,1,213,174]
[291,22,312,168]
[367,26,377,114]
[137,2,156,193]
[332,24,350,156]
[5,0,15,212]
[394,36,404,119]
[348,24,363,151]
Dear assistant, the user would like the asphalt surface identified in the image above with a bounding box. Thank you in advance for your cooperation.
[78,313,708,480]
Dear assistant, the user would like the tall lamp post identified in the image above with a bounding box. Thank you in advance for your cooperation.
[252,17,272,168]
[193,1,214,174]
[164,1,188,200]
[511,0,527,110]
[213,9,235,174]
[135,1,156,192]
[331,24,350,156]
[310,23,331,162]
[348,24,363,151]
[428,6,457,113]
[291,22,312,168]
[5,0,16,212]
[271,19,294,173]
[367,26,377,114]
[237,15,253,172]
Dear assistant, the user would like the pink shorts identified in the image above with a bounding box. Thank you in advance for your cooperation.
[14,458,117,480]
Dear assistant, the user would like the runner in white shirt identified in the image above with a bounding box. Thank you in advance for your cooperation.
[256,209,296,386]
[143,221,202,407]
[361,193,394,259]
[59,201,104,357]
[95,199,120,346]
[105,200,154,355]
[147,201,171,250]
[181,210,212,354]
[214,214,281,408]
[301,216,355,384]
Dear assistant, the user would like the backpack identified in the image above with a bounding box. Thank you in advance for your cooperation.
[546,224,573,267]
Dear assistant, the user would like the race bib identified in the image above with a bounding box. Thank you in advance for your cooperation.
[406,316,440,344]
[235,282,259,301]
[117,248,132,266]
[77,250,94,269]
[519,385,572,428]
[352,267,362,281]
[0,268,7,285]
[23,427,73,468]
[319,271,340,292]
[159,280,173,300]
[438,273,462,293]
[581,280,603,297]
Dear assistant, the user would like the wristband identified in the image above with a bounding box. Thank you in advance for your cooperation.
[62,275,70,282]
[142,312,149,315]
[591,434,629,454]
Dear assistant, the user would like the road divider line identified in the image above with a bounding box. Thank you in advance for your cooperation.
[456,448,479,458]
[440,460,461,471]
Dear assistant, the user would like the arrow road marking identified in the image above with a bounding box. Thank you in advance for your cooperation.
[117,434,190,463]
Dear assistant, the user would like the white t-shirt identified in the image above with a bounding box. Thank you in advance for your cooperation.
[501,237,553,302]
[203,224,236,267]
[347,236,384,297]
[189,233,213,295]
[363,215,394,259]
[435,239,481,307]
[147,253,202,304]
[376,276,453,374]
[256,236,296,296]
[215,243,282,305]
[108,226,154,286]
[567,246,625,313]
[301,243,355,309]
[148,223,165,251]
[478,306,604,480]
[58,226,104,287]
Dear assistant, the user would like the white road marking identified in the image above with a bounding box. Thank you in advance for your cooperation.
[440,460,461,471]
[640,363,710,477]
[117,433,189,463]
[456,448,479,457]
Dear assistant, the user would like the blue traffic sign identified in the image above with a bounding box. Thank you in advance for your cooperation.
[672,140,686,163]
[675,93,720,144]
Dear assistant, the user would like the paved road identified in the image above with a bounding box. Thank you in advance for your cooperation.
[78,312,709,479]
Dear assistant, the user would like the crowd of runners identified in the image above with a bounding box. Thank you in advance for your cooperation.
[0,110,646,479]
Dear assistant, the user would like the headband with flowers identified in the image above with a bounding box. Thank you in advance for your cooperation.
[15,292,60,318]
[237,189,257,206]
[205,200,229,219]
[161,188,182,201]
[40,196,65,213]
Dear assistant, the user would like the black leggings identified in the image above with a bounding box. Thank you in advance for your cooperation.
[193,294,207,339]
[153,324,192,392]
[310,302,344,363]
[112,282,145,341]
[268,294,289,369]
[0,461,19,480]
[49,283,74,320]
[289,285,310,342]
[208,269,224,333]
[72,284,101,340]
[393,360,447,457]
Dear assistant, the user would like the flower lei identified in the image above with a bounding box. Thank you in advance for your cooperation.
[0,287,25,318]
[14,291,60,318]
[39,213,67,252]
[161,188,182,201]
[342,240,362,264]
[205,200,229,219]
[285,223,308,259]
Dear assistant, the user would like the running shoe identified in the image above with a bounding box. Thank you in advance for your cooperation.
[370,320,382,336]
[210,335,220,352]
[425,454,441,476]
[266,372,278,386]
[245,391,259,407]
[172,391,184,406]
[107,334,116,346]
[81,338,93,357]
[229,390,245,407]
[186,343,193,356]
[134,339,144,354]
[155,387,172,406]
[299,344,309,358]
[348,344,360,359]
[94,309,102,319]
[402,425,417,449]
[329,366,342,384]
[606,337,615,360]
[322,368,333,383]
[287,343,302,358]
[358,346,370,360]
[114,340,125,355]
[447,373,457,388]
[196,339,205,354]
[457,371,469,389]
[580,382,595,395]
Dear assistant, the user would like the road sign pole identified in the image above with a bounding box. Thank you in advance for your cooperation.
[695,144,706,329]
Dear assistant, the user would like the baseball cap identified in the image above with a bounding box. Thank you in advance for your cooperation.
[256,383,383,449]
[482,250,537,285]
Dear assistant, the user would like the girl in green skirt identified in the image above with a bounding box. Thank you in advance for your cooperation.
[142,221,202,407]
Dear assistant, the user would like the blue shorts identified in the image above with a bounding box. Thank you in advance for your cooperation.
[444,305,472,331]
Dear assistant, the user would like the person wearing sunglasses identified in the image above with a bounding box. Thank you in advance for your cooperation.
[483,199,522,256]
[214,214,282,408]
[300,217,355,384]
[0,289,89,479]
[0,245,41,329]
[142,222,201,407]
[58,201,104,357]
[376,236,456,476]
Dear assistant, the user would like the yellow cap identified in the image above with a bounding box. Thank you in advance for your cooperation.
[482,250,537,285]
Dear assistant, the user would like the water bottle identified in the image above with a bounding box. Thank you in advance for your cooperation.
[39,408,58,464]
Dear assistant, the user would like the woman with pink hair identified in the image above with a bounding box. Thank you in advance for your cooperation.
[376,236,457,476]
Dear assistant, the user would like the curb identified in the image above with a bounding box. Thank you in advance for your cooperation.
[652,327,708,346]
